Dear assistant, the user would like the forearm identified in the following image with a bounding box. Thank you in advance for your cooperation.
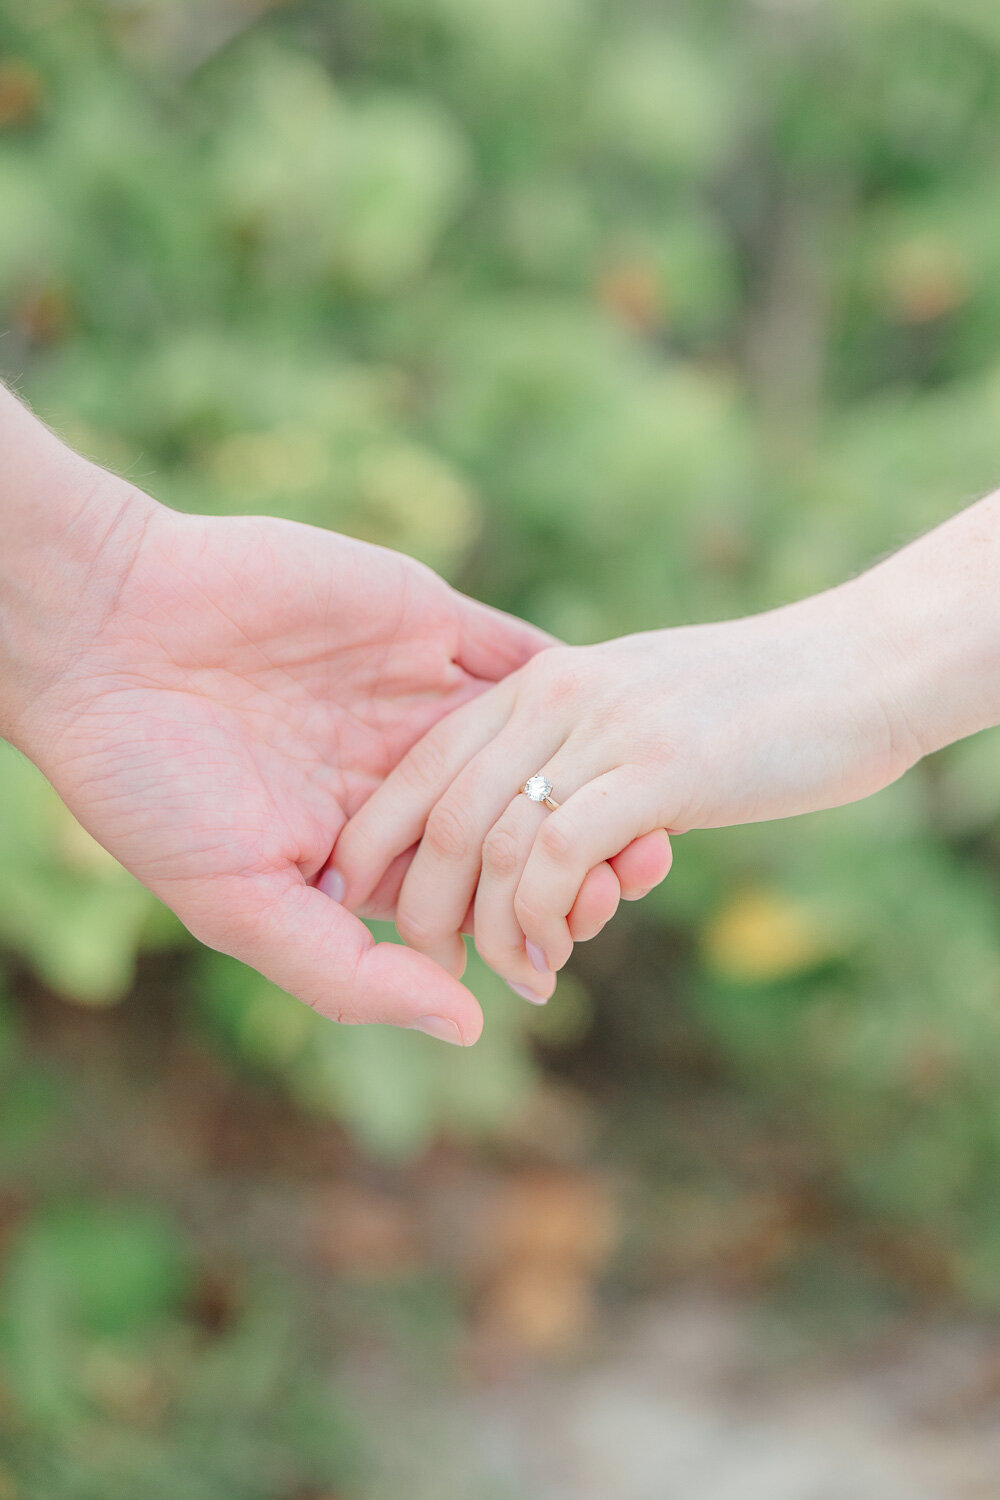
[846,492,1000,762]
[0,385,157,751]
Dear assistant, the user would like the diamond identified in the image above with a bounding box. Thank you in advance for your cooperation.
[523,774,552,803]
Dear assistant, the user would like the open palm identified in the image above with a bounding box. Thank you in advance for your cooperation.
[21,502,552,1043]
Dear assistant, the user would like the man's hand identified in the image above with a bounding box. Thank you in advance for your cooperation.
[8,482,544,1042]
[0,390,670,1040]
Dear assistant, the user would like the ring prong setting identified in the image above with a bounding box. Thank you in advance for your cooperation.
[522,774,560,810]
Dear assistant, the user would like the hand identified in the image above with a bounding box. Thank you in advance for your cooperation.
[5,456,666,1042]
[332,587,919,996]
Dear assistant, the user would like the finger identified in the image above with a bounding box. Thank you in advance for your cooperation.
[452,591,557,680]
[349,810,672,935]
[472,746,608,989]
[320,845,413,925]
[560,830,672,946]
[568,861,621,943]
[394,725,568,977]
[192,870,484,1044]
[473,792,559,998]
[609,829,673,900]
[345,841,479,939]
[514,767,662,971]
[331,684,514,910]
[560,832,671,946]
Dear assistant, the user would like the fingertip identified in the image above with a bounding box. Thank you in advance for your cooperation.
[409,1015,467,1045]
[509,980,553,1006]
[321,822,369,908]
[611,829,673,900]
[360,939,484,1044]
[526,940,548,972]
[568,861,621,943]
[426,934,469,981]
[218,877,484,1041]
[327,816,405,916]
[317,865,346,902]
[455,593,558,680]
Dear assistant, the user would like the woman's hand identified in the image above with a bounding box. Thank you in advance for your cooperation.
[332,586,922,997]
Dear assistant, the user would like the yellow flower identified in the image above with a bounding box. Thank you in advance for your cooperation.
[702,888,834,984]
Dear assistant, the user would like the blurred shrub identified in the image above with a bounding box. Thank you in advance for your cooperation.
[2,0,1000,1301]
[0,1201,192,1421]
[0,1200,365,1498]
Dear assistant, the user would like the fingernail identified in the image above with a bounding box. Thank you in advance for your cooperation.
[410,1015,465,1045]
[509,982,549,1006]
[526,941,549,973]
[318,867,346,902]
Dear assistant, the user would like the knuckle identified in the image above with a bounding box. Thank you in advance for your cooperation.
[475,929,521,975]
[537,815,574,865]
[399,732,448,793]
[423,800,472,862]
[520,645,578,703]
[632,736,675,770]
[587,698,631,740]
[540,653,584,710]
[544,667,583,710]
[481,825,521,881]
[396,902,445,951]
[185,899,257,958]
[513,888,547,933]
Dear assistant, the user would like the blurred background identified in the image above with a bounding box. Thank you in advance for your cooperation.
[3,0,1000,1495]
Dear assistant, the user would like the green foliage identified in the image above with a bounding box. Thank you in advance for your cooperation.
[0,1203,366,1498]
[0,1201,191,1421]
[2,0,1000,1309]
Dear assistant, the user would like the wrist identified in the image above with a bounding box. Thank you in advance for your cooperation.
[842,494,1000,764]
[748,581,928,794]
[0,388,159,753]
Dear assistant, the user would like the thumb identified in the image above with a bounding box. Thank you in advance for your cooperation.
[187,874,484,1045]
[452,590,558,681]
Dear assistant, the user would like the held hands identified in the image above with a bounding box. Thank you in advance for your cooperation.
[4,386,992,1042]
[6,454,666,1041]
[332,594,921,997]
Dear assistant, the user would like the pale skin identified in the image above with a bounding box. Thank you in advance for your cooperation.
[0,386,671,1044]
[333,493,1000,998]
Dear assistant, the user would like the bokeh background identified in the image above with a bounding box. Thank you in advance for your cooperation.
[3,1,1000,1495]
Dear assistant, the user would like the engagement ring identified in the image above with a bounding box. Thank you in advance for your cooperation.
[522,774,560,811]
